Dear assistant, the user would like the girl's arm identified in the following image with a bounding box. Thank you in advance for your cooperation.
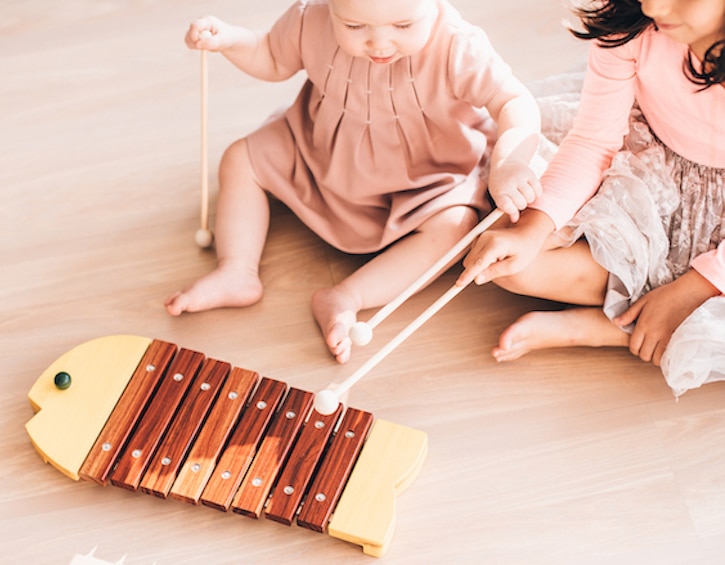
[613,267,721,366]
[614,242,725,365]
[691,244,725,295]
[530,40,637,229]
[186,16,299,82]
[459,40,638,285]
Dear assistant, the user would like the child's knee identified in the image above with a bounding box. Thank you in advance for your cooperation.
[433,205,479,237]
[494,270,533,295]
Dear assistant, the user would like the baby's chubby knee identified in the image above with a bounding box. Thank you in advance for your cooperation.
[218,137,261,188]
[425,205,479,239]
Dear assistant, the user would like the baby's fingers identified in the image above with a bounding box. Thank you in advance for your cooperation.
[494,180,540,223]
[522,177,542,203]
[495,195,521,223]
[186,18,217,49]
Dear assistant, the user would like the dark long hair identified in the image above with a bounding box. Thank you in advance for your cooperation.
[571,0,725,87]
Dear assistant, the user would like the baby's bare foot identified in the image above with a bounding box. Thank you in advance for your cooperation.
[312,285,360,364]
[493,308,628,362]
[164,263,263,316]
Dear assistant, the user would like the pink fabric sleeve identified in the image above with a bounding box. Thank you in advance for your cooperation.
[448,27,514,108]
[530,41,639,229]
[266,1,306,74]
[691,244,725,295]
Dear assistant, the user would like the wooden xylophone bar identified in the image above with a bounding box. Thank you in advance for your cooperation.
[25,335,427,557]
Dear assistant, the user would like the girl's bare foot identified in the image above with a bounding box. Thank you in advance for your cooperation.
[493,307,629,362]
[164,263,263,316]
[312,285,361,364]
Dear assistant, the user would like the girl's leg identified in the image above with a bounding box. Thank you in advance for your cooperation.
[492,238,629,360]
[496,237,610,306]
[312,206,479,363]
[165,138,268,315]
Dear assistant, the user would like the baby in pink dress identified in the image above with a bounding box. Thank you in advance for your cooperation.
[166,0,542,363]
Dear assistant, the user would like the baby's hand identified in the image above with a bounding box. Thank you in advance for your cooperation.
[488,161,541,223]
[185,16,232,51]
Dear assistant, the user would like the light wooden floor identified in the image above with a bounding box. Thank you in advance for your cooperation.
[3,1,725,564]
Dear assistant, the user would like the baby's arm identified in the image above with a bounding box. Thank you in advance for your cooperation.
[485,77,543,222]
[186,16,299,82]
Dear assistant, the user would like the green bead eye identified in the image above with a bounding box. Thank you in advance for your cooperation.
[54,371,72,390]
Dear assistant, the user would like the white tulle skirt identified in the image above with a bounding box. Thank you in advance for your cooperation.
[532,73,725,397]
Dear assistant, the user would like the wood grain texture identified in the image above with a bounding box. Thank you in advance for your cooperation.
[296,408,374,532]
[27,335,155,482]
[199,377,287,511]
[109,348,204,491]
[169,366,259,504]
[79,339,177,485]
[231,387,314,519]
[25,342,430,556]
[328,419,428,557]
[140,357,231,498]
[265,405,344,526]
[7,1,725,564]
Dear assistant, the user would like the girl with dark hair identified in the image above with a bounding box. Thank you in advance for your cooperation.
[460,0,725,396]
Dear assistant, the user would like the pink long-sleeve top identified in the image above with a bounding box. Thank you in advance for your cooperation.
[531,27,725,293]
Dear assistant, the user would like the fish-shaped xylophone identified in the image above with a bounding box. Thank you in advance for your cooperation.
[25,335,428,557]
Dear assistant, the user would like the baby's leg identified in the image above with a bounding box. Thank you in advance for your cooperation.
[493,307,629,361]
[165,138,268,316]
[313,206,479,363]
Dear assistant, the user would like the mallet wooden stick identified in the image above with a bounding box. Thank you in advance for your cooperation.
[315,279,474,414]
[195,31,214,248]
[315,208,504,415]
[348,208,504,346]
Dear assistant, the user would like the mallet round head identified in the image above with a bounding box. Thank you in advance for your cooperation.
[195,228,214,249]
[349,321,373,346]
[314,389,340,415]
